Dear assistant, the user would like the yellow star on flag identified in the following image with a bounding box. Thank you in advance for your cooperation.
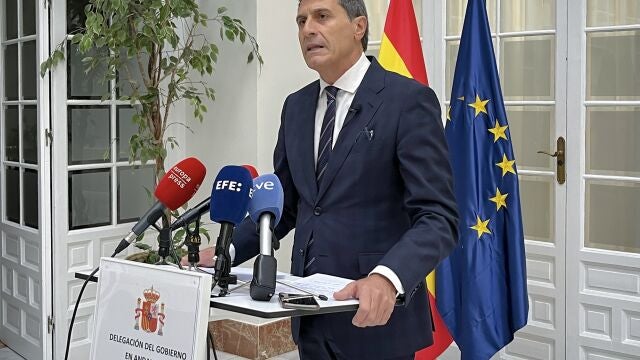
[457,96,465,101]
[488,119,508,142]
[468,94,489,118]
[471,216,491,238]
[496,154,516,176]
[447,106,452,121]
[489,188,508,211]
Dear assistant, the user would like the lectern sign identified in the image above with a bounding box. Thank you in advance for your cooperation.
[91,258,212,360]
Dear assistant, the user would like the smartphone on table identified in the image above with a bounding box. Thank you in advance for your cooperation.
[278,292,320,310]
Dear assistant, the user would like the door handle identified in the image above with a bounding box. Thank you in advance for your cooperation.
[537,136,565,184]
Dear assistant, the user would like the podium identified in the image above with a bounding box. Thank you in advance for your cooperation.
[76,264,361,319]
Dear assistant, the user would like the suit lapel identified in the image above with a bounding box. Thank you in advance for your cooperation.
[292,81,320,202]
[316,59,386,201]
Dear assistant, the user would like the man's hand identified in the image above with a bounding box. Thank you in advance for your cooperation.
[180,247,216,267]
[333,274,397,327]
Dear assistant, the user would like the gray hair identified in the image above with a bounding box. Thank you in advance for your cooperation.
[339,0,369,51]
[299,0,369,51]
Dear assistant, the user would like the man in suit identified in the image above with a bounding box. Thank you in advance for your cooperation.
[195,0,458,358]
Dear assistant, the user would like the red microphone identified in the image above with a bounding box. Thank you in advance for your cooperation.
[112,157,206,256]
[156,157,207,209]
[243,164,259,179]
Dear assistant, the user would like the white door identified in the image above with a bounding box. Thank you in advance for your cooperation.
[50,1,157,358]
[0,0,52,359]
[566,1,640,359]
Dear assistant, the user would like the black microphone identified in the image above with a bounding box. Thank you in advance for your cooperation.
[171,197,210,230]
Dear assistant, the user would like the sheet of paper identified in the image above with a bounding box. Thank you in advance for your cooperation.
[279,273,356,300]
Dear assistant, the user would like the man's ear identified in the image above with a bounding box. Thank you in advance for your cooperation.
[353,16,367,42]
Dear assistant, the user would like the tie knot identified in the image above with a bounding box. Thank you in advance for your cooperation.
[325,86,339,101]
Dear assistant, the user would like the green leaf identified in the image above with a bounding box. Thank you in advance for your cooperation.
[201,229,211,243]
[40,60,51,77]
[217,6,227,14]
[79,35,93,52]
[135,243,152,251]
[173,228,186,241]
[71,33,83,44]
[225,30,235,41]
[247,52,254,64]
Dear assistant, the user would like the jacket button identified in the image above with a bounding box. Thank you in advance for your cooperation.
[299,249,304,256]
[314,207,322,216]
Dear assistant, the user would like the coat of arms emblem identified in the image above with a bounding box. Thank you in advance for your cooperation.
[134,286,166,335]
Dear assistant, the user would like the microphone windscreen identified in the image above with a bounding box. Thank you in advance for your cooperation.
[248,174,284,226]
[210,165,253,225]
[242,164,259,179]
[155,157,206,210]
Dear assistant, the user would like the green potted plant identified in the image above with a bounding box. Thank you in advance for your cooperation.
[41,0,262,262]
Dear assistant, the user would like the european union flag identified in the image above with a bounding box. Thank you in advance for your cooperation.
[436,0,529,358]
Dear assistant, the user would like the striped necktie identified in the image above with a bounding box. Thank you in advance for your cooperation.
[305,86,338,275]
[316,85,339,186]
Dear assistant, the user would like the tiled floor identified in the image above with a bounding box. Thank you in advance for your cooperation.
[0,347,299,360]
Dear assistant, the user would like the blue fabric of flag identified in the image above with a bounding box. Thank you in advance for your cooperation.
[436,0,529,358]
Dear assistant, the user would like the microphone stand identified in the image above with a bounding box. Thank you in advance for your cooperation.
[213,224,237,296]
[157,214,182,267]
[156,226,173,265]
[249,217,280,301]
[185,218,202,268]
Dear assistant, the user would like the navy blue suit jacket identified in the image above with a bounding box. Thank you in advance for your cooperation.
[232,58,458,359]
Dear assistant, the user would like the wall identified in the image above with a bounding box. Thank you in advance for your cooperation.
[186,0,259,206]
[256,2,317,273]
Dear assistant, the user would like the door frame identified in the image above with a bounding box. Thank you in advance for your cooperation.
[0,0,53,358]
[40,0,54,358]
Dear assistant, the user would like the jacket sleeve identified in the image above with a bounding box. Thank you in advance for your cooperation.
[377,85,459,303]
[232,96,299,265]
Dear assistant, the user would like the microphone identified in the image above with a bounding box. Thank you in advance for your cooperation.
[243,164,259,179]
[248,174,284,301]
[171,197,211,230]
[172,165,258,230]
[112,157,206,256]
[210,165,253,293]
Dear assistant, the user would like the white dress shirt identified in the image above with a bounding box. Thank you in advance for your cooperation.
[314,53,405,295]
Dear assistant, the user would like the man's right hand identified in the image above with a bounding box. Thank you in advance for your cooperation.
[180,247,216,267]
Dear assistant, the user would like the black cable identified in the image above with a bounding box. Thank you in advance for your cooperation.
[208,328,218,360]
[206,329,211,360]
[64,265,100,360]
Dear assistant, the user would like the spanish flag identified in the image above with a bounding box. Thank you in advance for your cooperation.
[378,1,453,358]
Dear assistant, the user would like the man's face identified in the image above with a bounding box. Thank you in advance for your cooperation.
[296,0,365,80]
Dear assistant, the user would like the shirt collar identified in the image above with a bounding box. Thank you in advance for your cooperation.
[319,53,371,95]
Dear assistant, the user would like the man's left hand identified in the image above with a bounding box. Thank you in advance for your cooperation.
[333,274,397,328]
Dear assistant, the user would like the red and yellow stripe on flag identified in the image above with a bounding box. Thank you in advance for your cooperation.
[378,1,453,359]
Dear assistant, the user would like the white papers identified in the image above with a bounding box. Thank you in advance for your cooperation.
[209,269,360,315]
[280,273,356,300]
